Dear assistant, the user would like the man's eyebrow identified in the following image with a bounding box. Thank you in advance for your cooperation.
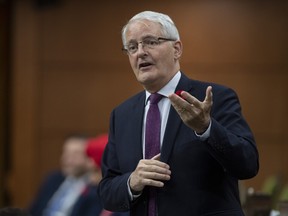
[127,35,157,44]
[126,39,137,44]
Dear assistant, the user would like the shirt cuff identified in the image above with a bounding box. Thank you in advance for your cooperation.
[195,120,211,141]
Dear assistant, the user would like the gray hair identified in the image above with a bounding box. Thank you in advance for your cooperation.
[121,11,180,45]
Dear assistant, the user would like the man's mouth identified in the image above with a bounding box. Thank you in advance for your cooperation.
[139,62,153,69]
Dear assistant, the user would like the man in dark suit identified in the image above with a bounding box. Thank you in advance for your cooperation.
[98,11,259,216]
[28,135,103,216]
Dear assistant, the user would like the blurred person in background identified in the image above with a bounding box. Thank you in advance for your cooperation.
[85,134,129,216]
[28,134,101,216]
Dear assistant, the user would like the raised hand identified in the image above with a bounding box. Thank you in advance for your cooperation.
[168,86,213,134]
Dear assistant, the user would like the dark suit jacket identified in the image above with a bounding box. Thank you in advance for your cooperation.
[98,73,259,216]
[28,171,103,216]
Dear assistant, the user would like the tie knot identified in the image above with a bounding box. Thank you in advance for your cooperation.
[149,93,163,104]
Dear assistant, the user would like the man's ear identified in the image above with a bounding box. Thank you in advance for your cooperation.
[173,40,183,60]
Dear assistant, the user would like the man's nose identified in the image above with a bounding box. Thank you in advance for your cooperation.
[136,42,147,55]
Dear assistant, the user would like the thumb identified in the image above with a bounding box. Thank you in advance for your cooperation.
[205,86,213,104]
[151,153,161,161]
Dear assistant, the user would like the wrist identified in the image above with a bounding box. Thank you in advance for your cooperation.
[129,174,143,195]
[195,118,211,134]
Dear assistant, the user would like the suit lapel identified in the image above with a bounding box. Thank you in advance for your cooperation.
[161,73,195,163]
[130,93,146,162]
[161,106,182,163]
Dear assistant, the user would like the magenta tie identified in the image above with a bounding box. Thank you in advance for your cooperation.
[145,93,163,216]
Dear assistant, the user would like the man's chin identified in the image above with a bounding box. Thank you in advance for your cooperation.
[136,71,156,82]
[137,77,153,86]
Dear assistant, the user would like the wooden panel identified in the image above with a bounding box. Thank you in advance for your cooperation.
[179,1,288,64]
[0,2,10,207]
[9,0,41,207]
[39,64,139,131]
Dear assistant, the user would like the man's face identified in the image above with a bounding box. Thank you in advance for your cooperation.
[124,20,182,93]
[61,138,89,177]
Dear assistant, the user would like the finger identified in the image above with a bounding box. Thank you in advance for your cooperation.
[142,179,165,188]
[180,91,201,108]
[142,168,171,187]
[147,162,171,174]
[205,86,213,104]
[145,159,170,171]
[146,172,171,182]
[151,153,161,161]
[168,93,188,113]
[168,92,186,104]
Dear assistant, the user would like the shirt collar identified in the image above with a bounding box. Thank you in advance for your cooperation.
[145,71,181,105]
[66,173,90,184]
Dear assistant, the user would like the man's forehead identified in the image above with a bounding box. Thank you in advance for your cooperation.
[64,139,86,149]
[125,20,162,41]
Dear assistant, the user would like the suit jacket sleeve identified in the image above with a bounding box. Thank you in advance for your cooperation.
[205,86,259,179]
[98,93,146,212]
[98,110,134,212]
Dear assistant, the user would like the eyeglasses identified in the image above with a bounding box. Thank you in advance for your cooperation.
[122,36,176,55]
